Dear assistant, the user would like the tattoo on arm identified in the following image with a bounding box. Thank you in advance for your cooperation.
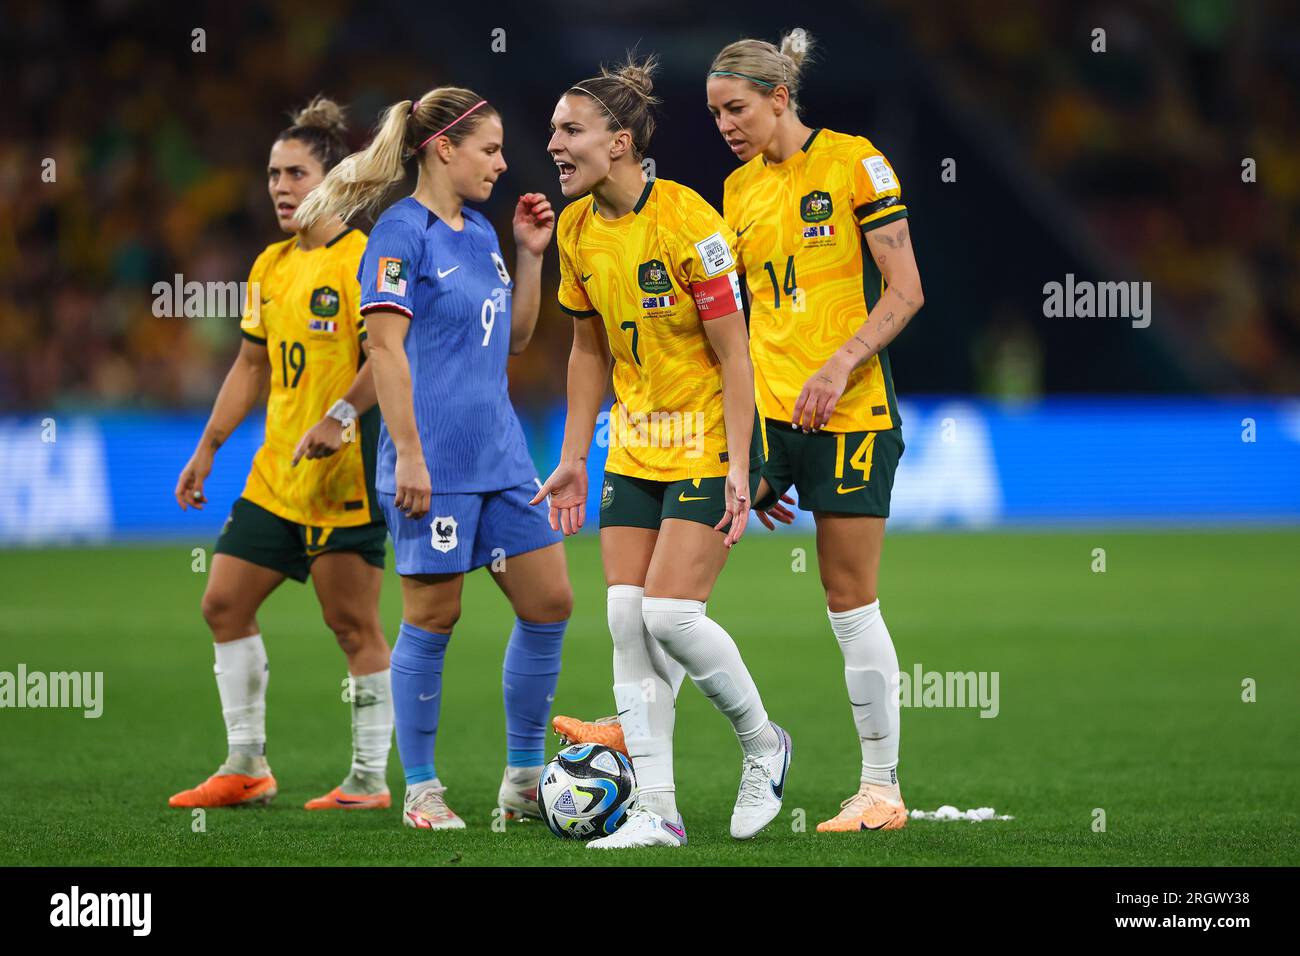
[873,224,910,250]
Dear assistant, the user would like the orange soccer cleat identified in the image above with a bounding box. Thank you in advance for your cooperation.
[552,714,627,755]
[816,783,909,832]
[168,771,278,808]
[303,786,391,811]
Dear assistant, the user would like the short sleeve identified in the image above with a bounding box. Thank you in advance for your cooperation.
[239,250,270,344]
[358,217,421,319]
[852,144,908,234]
[720,176,747,276]
[557,222,596,318]
[672,197,744,320]
[340,253,366,345]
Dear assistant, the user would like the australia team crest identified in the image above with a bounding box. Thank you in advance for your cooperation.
[800,190,833,223]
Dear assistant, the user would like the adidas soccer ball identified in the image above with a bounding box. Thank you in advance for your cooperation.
[539,743,637,840]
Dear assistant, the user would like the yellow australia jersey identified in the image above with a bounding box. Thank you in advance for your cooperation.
[724,128,908,433]
[237,228,378,527]
[556,178,746,481]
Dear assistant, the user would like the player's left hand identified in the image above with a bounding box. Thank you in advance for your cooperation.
[513,193,555,256]
[791,355,851,432]
[714,464,751,549]
[292,416,344,466]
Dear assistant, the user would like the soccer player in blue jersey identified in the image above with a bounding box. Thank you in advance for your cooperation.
[295,86,571,830]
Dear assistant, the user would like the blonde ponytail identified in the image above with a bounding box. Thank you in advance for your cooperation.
[295,100,411,229]
[295,86,495,229]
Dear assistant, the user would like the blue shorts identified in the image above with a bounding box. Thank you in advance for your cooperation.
[379,478,562,576]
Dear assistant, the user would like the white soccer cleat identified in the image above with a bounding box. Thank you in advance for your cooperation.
[402,781,466,830]
[587,805,687,849]
[730,722,792,840]
[497,765,543,821]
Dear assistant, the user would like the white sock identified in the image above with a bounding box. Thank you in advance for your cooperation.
[609,585,679,819]
[642,597,779,757]
[828,601,901,787]
[349,669,393,782]
[213,633,268,757]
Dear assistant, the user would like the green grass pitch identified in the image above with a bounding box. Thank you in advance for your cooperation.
[1,529,1297,867]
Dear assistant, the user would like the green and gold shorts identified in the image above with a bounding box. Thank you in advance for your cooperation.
[755,421,904,517]
[598,469,764,530]
[214,497,386,582]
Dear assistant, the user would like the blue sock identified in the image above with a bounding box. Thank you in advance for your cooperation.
[503,617,566,767]
[390,622,450,786]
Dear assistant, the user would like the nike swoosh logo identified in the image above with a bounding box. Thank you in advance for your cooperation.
[836,484,866,494]
[545,694,555,702]
[662,820,686,838]
[736,222,754,237]
[677,492,710,502]
[770,741,789,800]
[580,272,593,282]
[260,297,272,304]
[243,782,264,790]
[437,266,459,279]
[417,692,439,701]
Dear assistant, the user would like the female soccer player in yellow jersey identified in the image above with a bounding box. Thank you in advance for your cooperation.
[170,97,394,813]
[533,56,793,848]
[708,29,926,832]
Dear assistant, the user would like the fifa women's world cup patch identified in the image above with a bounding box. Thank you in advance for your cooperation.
[377,257,408,296]
[692,271,743,319]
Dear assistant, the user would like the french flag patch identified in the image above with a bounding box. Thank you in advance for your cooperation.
[803,225,835,238]
[642,294,676,309]
[308,319,338,333]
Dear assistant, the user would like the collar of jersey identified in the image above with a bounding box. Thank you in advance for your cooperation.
[590,178,654,225]
[762,128,822,169]
[293,226,354,253]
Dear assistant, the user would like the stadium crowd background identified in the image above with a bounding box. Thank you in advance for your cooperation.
[3,0,1297,416]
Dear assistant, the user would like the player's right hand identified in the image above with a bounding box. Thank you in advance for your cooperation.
[756,492,797,531]
[394,454,432,520]
[531,461,587,536]
[175,452,213,511]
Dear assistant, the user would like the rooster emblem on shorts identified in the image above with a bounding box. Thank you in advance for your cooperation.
[430,515,459,553]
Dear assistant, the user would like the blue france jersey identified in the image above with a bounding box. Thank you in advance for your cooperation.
[359,198,536,493]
